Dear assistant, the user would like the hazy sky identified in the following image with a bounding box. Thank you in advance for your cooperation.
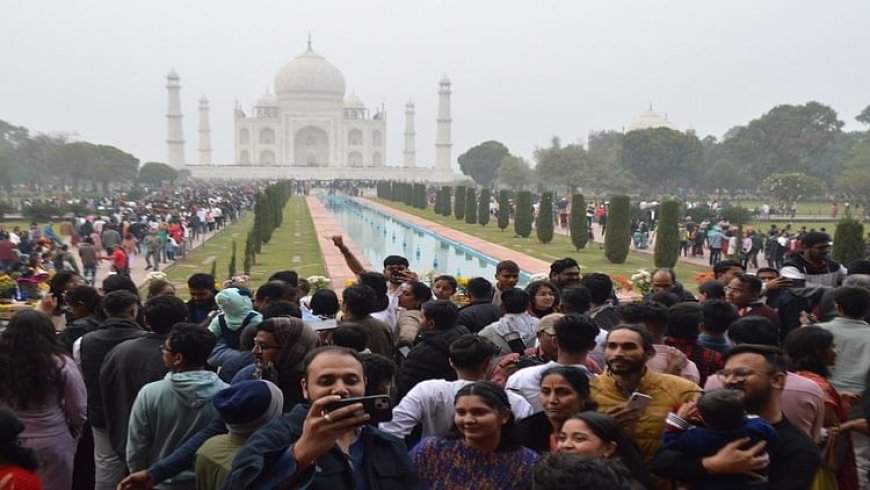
[2,1,869,170]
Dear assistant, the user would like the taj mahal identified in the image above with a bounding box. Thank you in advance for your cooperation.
[169,40,454,182]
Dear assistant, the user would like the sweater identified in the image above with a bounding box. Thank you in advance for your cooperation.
[410,437,537,490]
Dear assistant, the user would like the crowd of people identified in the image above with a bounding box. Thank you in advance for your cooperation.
[1,196,869,489]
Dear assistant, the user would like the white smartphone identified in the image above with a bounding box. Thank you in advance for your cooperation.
[626,392,653,413]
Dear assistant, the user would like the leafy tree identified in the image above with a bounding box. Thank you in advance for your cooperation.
[228,240,237,278]
[569,194,589,250]
[536,192,554,244]
[654,200,681,268]
[82,144,139,193]
[621,128,703,191]
[464,187,477,224]
[762,173,823,210]
[497,190,510,230]
[514,191,532,238]
[497,155,534,190]
[857,105,870,126]
[478,188,491,226]
[458,140,510,188]
[706,159,755,192]
[838,138,870,212]
[833,219,866,265]
[139,161,178,184]
[534,137,590,193]
[454,186,466,220]
[604,195,631,264]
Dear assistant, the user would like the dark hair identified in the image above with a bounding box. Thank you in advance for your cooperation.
[619,302,668,331]
[257,317,319,395]
[268,270,299,287]
[383,255,409,268]
[450,381,520,452]
[733,273,762,296]
[255,281,297,303]
[553,314,599,353]
[421,300,459,330]
[755,267,779,277]
[342,285,376,317]
[0,311,66,409]
[607,324,655,354]
[802,231,831,249]
[560,286,592,314]
[501,287,531,314]
[667,302,703,340]
[648,292,680,308]
[146,279,175,299]
[433,275,458,294]
[102,274,138,295]
[102,290,140,317]
[49,270,80,313]
[449,335,500,370]
[833,286,870,318]
[727,316,779,347]
[580,273,613,306]
[167,323,216,368]
[260,300,302,319]
[65,284,101,313]
[698,280,726,300]
[532,454,634,490]
[783,326,835,377]
[187,273,216,291]
[303,346,366,380]
[701,300,738,334]
[358,272,388,298]
[713,260,744,278]
[310,289,340,317]
[0,410,39,471]
[565,411,652,487]
[539,366,597,411]
[332,323,368,352]
[405,281,433,308]
[847,260,870,276]
[361,353,396,396]
[496,260,520,274]
[723,344,788,374]
[467,277,494,300]
[143,295,188,334]
[697,390,746,430]
[526,280,561,317]
[550,257,580,275]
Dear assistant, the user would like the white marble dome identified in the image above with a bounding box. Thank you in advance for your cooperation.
[629,107,678,131]
[256,90,278,107]
[344,93,366,109]
[274,48,346,100]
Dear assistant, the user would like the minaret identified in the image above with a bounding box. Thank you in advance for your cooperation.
[403,100,416,168]
[435,77,452,174]
[166,69,186,168]
[198,96,212,166]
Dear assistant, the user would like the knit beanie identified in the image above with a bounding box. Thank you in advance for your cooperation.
[212,380,284,435]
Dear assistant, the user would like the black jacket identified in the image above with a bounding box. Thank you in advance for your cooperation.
[456,300,503,334]
[79,317,145,428]
[517,412,553,454]
[643,282,696,303]
[395,326,469,400]
[223,404,420,490]
[59,315,102,353]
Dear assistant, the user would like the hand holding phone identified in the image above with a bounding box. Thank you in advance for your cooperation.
[325,395,393,424]
[626,392,653,413]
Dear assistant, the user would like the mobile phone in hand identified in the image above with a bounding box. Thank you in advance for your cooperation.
[626,392,653,413]
[325,395,393,423]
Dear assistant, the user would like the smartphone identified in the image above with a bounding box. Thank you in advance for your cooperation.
[626,392,653,413]
[325,395,393,423]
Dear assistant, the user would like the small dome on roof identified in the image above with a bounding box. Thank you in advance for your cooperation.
[629,106,678,131]
[344,93,366,109]
[256,90,278,107]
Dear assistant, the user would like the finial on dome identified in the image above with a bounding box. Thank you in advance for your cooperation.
[648,103,653,111]
[307,32,312,50]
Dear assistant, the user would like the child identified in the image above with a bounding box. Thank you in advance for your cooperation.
[207,288,262,350]
[662,390,777,489]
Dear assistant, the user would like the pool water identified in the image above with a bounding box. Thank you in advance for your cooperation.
[321,195,533,285]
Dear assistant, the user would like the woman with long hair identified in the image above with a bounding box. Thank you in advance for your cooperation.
[525,280,560,319]
[556,411,654,489]
[517,366,597,453]
[0,409,42,488]
[396,281,433,348]
[411,381,538,489]
[38,270,83,331]
[0,310,87,490]
[784,326,859,490]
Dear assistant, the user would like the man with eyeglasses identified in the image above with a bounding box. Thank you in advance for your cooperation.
[652,344,820,490]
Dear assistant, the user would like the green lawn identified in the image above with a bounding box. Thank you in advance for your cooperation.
[736,200,837,217]
[747,220,867,235]
[372,199,708,288]
[164,197,325,289]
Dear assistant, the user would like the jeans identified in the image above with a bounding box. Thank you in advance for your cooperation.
[92,426,127,490]
[709,247,722,265]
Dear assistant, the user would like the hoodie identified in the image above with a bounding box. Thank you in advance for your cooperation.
[127,370,228,487]
[208,288,262,335]
[478,313,540,356]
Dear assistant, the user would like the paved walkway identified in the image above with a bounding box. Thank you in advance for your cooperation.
[306,196,372,294]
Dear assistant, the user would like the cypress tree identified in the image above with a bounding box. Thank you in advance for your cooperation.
[833,218,866,265]
[391,181,401,201]
[654,200,681,268]
[243,251,253,275]
[413,183,426,209]
[478,188,491,226]
[228,240,237,278]
[210,259,217,280]
[455,186,466,220]
[536,192,554,244]
[497,190,510,231]
[569,193,589,251]
[465,187,477,224]
[442,186,452,217]
[604,195,631,264]
[514,191,532,238]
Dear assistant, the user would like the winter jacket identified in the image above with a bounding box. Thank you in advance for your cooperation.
[456,300,503,334]
[58,315,101,353]
[223,404,419,490]
[396,326,469,400]
[127,370,228,487]
[478,313,540,356]
[642,282,697,303]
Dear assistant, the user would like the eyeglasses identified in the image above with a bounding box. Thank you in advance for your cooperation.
[715,367,775,381]
[252,343,281,352]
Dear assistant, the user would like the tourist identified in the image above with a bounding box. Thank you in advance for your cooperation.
[361,353,396,396]
[0,311,87,490]
[456,277,502,334]
[525,280,560,318]
[224,347,419,488]
[581,272,620,331]
[79,236,99,285]
[619,302,701,383]
[185,273,217,324]
[126,324,227,488]
[206,287,263,350]
[517,366,597,453]
[395,300,468,400]
[478,288,538,355]
[755,267,802,339]
[431,274,457,301]
[339,285,394,358]
[145,279,176,300]
[725,273,781,331]
[491,313,560,386]
[532,453,636,490]
[712,259,744,284]
[781,231,847,287]
[359,271,398,331]
[395,281,432,348]
[645,268,696,303]
[707,226,726,266]
[664,302,723,386]
[492,260,520,307]
[410,381,538,489]
[784,326,859,490]
[0,410,43,488]
[697,300,738,354]
[697,280,726,301]
[58,284,103,352]
[39,269,82,331]
[549,257,582,290]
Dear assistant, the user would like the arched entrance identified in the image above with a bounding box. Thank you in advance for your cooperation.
[294,126,330,167]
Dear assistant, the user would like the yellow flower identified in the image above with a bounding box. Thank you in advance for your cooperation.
[343,278,356,288]
[457,277,469,288]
